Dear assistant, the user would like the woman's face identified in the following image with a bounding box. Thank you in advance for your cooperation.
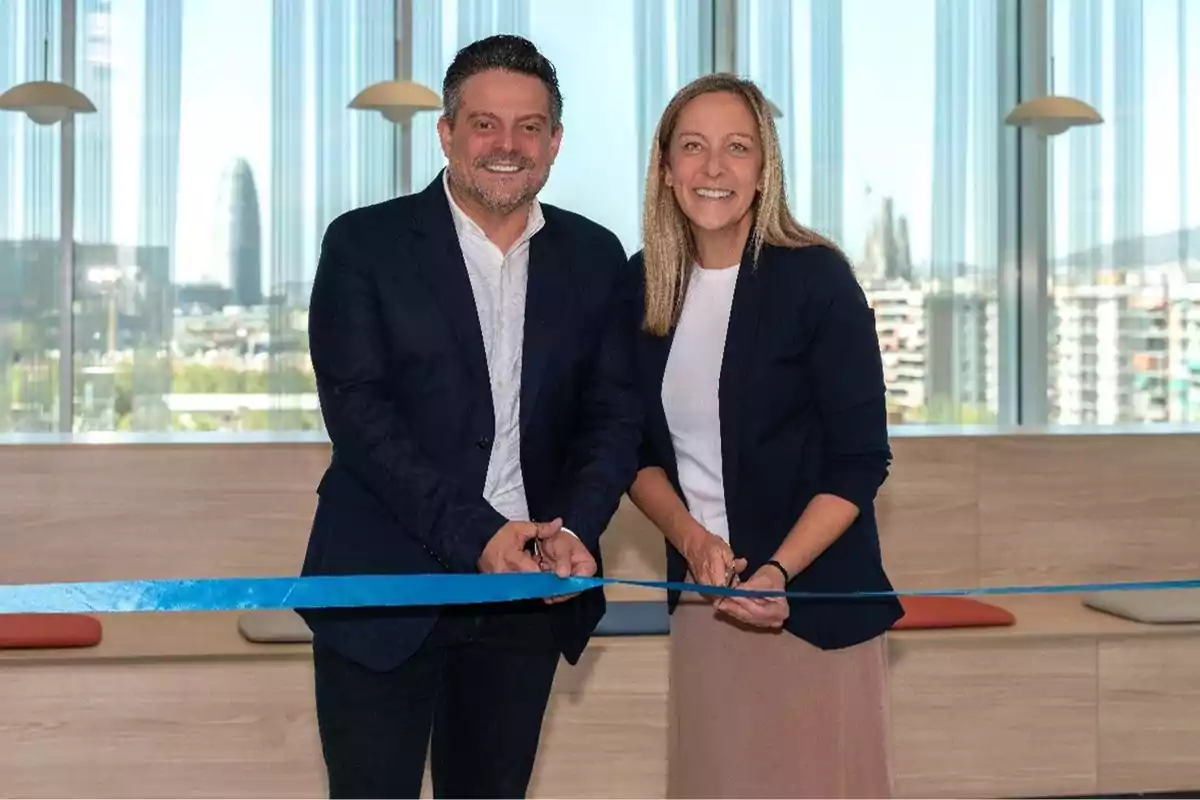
[664,91,763,236]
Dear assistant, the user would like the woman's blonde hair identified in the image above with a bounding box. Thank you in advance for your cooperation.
[641,73,839,335]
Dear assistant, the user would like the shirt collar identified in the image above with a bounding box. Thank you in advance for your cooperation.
[442,169,545,252]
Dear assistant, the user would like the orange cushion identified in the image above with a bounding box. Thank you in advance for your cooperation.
[892,596,1015,630]
[0,614,103,649]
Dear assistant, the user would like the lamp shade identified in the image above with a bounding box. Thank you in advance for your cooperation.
[348,80,441,123]
[0,80,96,125]
[766,97,783,119]
[1004,95,1102,136]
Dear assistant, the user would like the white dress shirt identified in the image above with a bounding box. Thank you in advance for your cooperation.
[661,263,740,542]
[443,172,544,523]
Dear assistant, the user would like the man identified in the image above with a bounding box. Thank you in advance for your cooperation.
[300,34,642,799]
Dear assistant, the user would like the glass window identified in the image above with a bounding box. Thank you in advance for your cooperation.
[0,0,63,433]
[1048,0,1200,424]
[411,0,712,256]
[72,0,394,433]
[734,0,1010,424]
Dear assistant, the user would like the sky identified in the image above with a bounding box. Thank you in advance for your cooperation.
[77,0,1200,288]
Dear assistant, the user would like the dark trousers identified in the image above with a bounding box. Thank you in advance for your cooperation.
[312,602,560,799]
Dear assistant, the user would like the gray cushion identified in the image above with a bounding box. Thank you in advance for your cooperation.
[1082,588,1200,624]
[236,602,670,643]
[237,610,313,643]
[595,601,669,636]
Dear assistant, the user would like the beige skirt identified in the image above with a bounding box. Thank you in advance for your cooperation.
[667,595,892,799]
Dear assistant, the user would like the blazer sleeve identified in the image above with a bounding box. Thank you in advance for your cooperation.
[308,214,507,573]
[806,248,893,513]
[555,233,645,552]
[630,254,662,474]
[636,433,662,472]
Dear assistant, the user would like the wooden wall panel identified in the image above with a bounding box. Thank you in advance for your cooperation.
[877,438,980,589]
[976,436,1200,587]
[0,445,326,584]
[2,432,1199,594]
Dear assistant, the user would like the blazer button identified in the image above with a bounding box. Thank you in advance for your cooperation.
[476,437,492,450]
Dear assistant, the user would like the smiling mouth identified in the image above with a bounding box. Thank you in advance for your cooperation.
[482,164,523,174]
[694,187,733,200]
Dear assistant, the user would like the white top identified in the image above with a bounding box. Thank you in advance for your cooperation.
[661,263,740,542]
[443,172,544,523]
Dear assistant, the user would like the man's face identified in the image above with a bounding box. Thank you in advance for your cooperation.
[438,69,561,217]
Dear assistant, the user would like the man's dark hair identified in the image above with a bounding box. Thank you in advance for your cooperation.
[441,34,563,129]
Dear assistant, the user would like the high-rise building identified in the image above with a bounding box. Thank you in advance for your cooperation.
[861,196,913,284]
[214,159,263,308]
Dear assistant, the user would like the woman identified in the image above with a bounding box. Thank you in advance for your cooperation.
[628,73,904,799]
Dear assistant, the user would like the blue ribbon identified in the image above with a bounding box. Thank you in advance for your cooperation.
[2,573,1200,614]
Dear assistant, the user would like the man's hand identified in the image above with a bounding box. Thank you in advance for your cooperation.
[535,528,597,604]
[477,518,563,574]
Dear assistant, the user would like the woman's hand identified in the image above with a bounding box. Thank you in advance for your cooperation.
[681,529,747,591]
[715,564,790,629]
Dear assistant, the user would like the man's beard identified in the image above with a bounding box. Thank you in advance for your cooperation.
[447,152,546,216]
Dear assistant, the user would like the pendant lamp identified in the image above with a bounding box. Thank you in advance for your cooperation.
[0,0,97,125]
[348,80,441,123]
[1005,95,1102,137]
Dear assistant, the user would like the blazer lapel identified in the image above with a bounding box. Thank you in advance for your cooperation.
[718,242,766,495]
[408,175,492,397]
[521,222,572,432]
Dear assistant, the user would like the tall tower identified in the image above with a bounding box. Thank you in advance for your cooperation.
[214,159,263,308]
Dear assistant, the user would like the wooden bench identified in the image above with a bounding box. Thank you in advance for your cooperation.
[3,596,1199,798]
[0,612,666,799]
[1,431,1198,797]
[888,593,1200,798]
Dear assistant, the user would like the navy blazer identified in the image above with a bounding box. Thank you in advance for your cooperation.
[633,242,904,650]
[300,173,643,672]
